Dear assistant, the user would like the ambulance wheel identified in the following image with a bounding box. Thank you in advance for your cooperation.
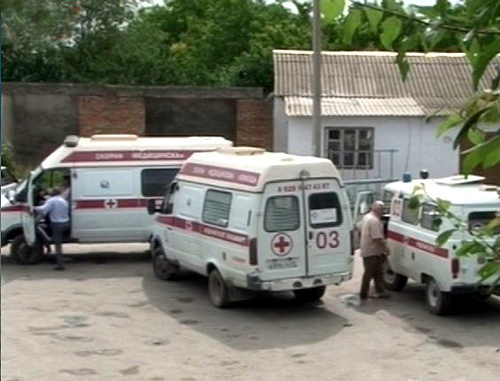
[152,248,179,281]
[208,268,230,308]
[10,235,44,265]
[425,278,453,315]
[382,261,408,291]
[293,286,326,303]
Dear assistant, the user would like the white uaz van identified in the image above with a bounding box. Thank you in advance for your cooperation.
[12,134,232,265]
[149,147,354,307]
[382,175,500,315]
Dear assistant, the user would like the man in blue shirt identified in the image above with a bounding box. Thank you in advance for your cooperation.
[35,188,70,271]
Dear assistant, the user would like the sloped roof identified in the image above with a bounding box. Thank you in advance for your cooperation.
[273,50,499,116]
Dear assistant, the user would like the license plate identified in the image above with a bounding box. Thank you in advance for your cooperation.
[267,258,298,270]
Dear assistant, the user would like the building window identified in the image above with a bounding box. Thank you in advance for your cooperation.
[325,128,374,169]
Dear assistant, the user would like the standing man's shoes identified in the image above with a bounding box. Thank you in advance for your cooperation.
[54,266,65,271]
[374,293,390,299]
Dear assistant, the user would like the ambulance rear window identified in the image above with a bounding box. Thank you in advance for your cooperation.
[141,168,179,197]
[265,196,300,232]
[469,211,500,234]
[309,192,342,228]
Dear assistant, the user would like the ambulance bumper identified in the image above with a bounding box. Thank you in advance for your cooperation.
[450,284,500,295]
[246,271,352,292]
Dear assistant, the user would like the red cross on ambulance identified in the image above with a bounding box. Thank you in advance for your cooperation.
[271,233,293,256]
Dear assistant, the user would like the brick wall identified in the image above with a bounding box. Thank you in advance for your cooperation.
[235,99,273,151]
[79,94,145,136]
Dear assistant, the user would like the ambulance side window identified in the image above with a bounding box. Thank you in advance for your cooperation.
[141,168,179,197]
[420,204,441,232]
[202,189,232,227]
[401,198,419,225]
[264,196,300,232]
[309,192,342,228]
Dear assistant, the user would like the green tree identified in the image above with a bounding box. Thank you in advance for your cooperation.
[333,0,500,286]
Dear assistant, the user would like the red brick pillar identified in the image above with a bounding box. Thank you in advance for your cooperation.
[235,99,273,151]
[79,94,145,136]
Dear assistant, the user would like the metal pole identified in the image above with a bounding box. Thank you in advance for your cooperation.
[312,0,322,157]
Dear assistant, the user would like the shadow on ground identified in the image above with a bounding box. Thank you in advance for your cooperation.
[141,271,348,351]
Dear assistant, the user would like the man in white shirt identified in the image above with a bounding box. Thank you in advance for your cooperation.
[359,201,390,299]
[35,188,70,271]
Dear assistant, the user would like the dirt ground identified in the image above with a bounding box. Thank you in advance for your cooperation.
[2,243,500,381]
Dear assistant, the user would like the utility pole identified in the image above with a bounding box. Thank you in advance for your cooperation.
[312,0,322,157]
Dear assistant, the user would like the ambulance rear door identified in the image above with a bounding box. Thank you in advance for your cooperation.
[303,178,351,276]
[257,181,307,281]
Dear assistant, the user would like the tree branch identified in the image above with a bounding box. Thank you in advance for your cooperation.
[352,1,500,36]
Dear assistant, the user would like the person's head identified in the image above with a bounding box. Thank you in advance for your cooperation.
[371,201,385,218]
[50,187,62,197]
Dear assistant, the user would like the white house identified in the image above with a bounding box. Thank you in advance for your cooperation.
[273,50,500,185]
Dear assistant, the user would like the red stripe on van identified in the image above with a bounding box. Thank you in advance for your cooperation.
[75,199,143,209]
[1,204,24,212]
[179,163,260,186]
[61,150,198,163]
[387,230,448,258]
[155,215,249,247]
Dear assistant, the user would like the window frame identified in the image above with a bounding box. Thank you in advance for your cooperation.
[202,189,232,228]
[264,195,301,233]
[420,203,441,232]
[325,127,374,169]
[401,198,420,225]
[308,192,343,229]
[140,168,179,198]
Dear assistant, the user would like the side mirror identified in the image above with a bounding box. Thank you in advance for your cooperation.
[6,189,16,203]
[147,199,158,215]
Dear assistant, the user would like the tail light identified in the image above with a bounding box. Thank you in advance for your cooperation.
[350,230,355,256]
[451,258,460,279]
[249,238,258,266]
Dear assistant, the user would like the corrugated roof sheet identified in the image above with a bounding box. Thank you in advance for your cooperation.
[285,96,425,117]
[274,50,500,116]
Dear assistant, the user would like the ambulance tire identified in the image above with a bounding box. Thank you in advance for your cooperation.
[10,235,44,265]
[382,261,408,291]
[208,268,230,308]
[152,248,179,281]
[293,286,326,303]
[425,278,453,315]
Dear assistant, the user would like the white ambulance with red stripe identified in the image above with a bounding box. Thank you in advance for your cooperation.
[382,175,500,315]
[10,134,232,264]
[149,147,354,307]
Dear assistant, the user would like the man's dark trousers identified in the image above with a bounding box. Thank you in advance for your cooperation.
[51,222,70,268]
[360,255,386,298]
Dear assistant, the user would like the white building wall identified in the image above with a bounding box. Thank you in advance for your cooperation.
[285,114,460,180]
[273,98,288,153]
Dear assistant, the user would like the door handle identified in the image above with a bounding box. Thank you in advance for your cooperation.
[308,231,313,240]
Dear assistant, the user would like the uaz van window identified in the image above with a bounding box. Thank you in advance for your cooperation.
[202,189,232,227]
[469,211,500,234]
[309,192,342,228]
[402,198,419,225]
[420,204,440,232]
[265,196,300,232]
[141,168,179,197]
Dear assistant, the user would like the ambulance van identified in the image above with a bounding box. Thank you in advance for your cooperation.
[9,134,232,264]
[149,147,354,307]
[381,175,500,315]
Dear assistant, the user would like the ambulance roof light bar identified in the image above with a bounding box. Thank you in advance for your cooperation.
[63,135,79,147]
[217,147,265,156]
[90,134,139,142]
[436,175,485,186]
